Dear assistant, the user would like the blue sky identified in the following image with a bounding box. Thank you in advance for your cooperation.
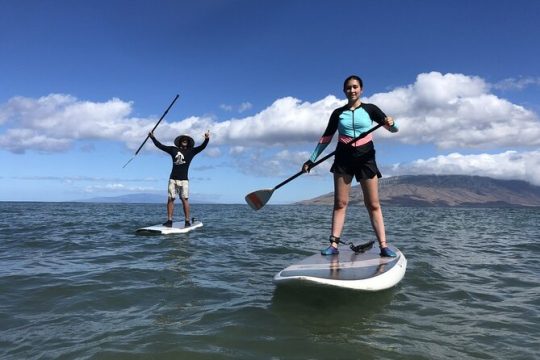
[1,0,540,204]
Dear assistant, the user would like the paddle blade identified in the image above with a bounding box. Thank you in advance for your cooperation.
[245,189,274,210]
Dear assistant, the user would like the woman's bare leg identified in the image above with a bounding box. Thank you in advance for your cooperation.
[360,177,388,248]
[332,173,353,241]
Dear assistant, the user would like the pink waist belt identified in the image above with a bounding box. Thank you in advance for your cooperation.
[338,134,373,147]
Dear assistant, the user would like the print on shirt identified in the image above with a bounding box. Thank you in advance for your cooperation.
[149,135,209,181]
[174,151,186,165]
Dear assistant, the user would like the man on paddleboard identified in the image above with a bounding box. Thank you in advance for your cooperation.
[302,75,399,257]
[149,130,210,227]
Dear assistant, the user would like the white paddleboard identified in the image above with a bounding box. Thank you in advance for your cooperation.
[136,220,203,234]
[274,243,406,291]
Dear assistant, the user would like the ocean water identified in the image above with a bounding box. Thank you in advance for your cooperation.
[0,202,538,360]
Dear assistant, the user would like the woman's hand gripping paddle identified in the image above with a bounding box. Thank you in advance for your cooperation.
[245,123,384,210]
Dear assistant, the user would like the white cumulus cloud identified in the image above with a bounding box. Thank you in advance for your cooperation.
[2,72,539,159]
[366,72,540,149]
[2,72,540,188]
[0,94,134,153]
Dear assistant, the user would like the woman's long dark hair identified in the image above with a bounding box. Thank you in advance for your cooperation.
[343,75,363,90]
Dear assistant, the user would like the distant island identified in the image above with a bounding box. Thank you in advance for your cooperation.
[296,175,540,207]
[75,175,540,207]
[75,193,166,204]
[74,192,217,204]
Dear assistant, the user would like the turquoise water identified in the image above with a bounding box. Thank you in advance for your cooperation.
[0,202,538,359]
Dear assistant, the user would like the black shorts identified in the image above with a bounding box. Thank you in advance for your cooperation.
[330,141,382,182]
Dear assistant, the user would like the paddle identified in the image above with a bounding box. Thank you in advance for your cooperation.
[244,123,384,210]
[122,94,180,168]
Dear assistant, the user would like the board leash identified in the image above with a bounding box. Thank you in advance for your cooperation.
[333,239,375,253]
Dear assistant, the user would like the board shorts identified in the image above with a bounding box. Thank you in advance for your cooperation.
[168,179,189,199]
[330,141,382,182]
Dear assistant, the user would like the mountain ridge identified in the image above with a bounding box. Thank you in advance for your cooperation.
[296,175,540,207]
[74,193,213,204]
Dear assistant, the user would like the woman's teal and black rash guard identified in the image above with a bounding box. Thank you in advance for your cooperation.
[308,103,398,162]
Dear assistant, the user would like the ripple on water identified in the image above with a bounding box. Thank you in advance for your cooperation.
[0,203,539,360]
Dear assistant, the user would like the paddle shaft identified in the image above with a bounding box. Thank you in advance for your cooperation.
[273,123,384,191]
[133,94,180,156]
[122,94,180,168]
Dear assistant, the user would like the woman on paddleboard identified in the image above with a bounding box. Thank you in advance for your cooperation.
[302,75,398,257]
[149,130,210,227]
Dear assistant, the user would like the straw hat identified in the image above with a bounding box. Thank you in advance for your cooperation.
[174,135,194,148]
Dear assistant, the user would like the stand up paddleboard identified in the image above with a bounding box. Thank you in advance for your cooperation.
[274,242,406,291]
[136,219,203,235]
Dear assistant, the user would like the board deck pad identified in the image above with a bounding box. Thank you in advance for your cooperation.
[136,220,203,234]
[274,243,407,291]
